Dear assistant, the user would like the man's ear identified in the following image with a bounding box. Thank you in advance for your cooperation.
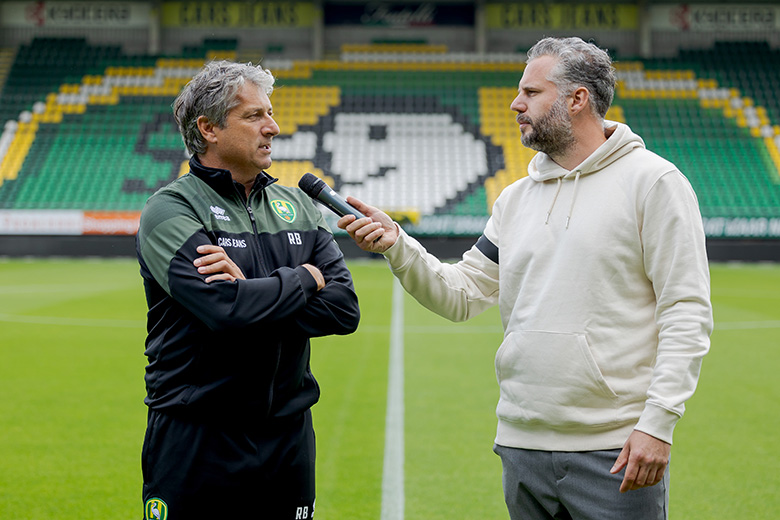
[569,86,590,117]
[197,116,218,144]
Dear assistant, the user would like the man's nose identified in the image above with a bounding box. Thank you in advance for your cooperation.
[510,95,524,112]
[265,117,280,136]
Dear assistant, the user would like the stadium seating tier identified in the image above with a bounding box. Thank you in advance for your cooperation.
[0,38,778,228]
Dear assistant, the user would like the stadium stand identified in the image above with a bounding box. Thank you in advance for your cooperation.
[0,38,778,238]
[624,44,780,221]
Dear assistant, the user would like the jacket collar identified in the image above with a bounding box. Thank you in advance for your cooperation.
[188,155,278,197]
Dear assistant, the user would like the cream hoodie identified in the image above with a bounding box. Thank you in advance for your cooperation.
[384,121,713,451]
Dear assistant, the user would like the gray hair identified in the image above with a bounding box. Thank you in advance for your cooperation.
[173,60,275,156]
[526,37,616,119]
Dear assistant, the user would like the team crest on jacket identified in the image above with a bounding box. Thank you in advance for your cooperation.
[145,498,168,519]
[271,199,297,223]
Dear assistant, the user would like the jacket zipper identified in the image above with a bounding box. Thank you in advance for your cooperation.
[236,185,269,277]
[240,184,281,413]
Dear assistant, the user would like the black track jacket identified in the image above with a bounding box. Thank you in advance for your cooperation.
[136,156,360,424]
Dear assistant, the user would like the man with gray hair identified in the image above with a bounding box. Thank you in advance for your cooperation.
[339,37,712,519]
[137,60,360,519]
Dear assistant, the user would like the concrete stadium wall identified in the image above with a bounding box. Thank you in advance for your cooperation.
[1,235,778,263]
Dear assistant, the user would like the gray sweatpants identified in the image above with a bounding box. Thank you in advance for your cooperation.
[494,445,669,520]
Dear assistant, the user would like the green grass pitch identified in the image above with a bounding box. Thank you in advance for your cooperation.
[0,258,777,519]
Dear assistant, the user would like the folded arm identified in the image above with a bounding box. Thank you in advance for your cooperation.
[138,195,321,332]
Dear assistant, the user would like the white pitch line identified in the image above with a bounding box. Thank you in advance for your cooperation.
[0,312,144,328]
[380,277,405,520]
[715,320,780,330]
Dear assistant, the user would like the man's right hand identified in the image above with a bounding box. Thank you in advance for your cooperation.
[195,245,246,283]
[337,197,399,253]
[301,264,326,291]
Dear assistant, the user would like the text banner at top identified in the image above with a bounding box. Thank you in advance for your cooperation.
[486,3,638,30]
[324,2,475,27]
[161,1,316,28]
[1,1,150,27]
[650,4,780,32]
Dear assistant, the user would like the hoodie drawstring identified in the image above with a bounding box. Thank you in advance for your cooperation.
[544,170,582,229]
[565,169,582,229]
[545,177,563,225]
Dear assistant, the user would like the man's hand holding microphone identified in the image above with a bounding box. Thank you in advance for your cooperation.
[337,197,398,253]
[192,173,396,286]
[297,172,398,254]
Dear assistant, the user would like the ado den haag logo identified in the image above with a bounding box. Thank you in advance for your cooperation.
[144,498,168,519]
[271,199,297,223]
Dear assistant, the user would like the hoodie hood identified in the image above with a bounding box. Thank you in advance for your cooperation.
[525,121,646,228]
[527,121,645,182]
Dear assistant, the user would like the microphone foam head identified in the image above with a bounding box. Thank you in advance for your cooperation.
[298,172,326,197]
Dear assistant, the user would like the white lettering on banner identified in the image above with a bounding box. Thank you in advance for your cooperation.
[769,219,780,237]
[703,217,780,238]
[360,3,436,27]
[725,217,769,237]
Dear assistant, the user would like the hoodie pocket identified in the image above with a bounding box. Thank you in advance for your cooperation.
[495,330,618,428]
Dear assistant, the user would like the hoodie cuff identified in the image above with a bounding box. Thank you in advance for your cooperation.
[382,224,412,270]
[633,403,680,445]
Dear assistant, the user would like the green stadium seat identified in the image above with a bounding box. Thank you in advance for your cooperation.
[0,39,778,224]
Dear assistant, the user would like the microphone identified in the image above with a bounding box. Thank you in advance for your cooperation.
[298,173,364,219]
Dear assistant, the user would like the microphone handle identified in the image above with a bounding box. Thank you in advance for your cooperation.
[316,188,364,219]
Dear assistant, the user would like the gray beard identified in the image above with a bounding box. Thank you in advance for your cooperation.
[520,98,576,158]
